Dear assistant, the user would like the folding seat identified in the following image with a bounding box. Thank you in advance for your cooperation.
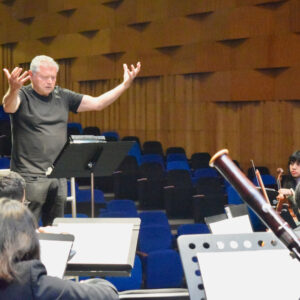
[194,177,225,194]
[140,154,164,168]
[102,130,120,141]
[67,180,106,204]
[166,160,190,172]
[99,210,138,218]
[247,166,270,180]
[165,147,186,156]
[177,223,210,236]
[144,249,184,289]
[113,155,139,201]
[122,136,141,149]
[82,126,101,135]
[137,162,166,209]
[138,211,170,228]
[192,177,227,223]
[142,141,164,156]
[138,224,173,254]
[67,122,82,135]
[163,169,195,218]
[100,199,138,217]
[252,174,277,189]
[106,255,142,291]
[0,157,10,169]
[190,152,211,170]
[226,185,244,205]
[166,153,188,163]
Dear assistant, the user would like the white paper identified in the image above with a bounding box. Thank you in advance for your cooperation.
[197,249,300,300]
[54,223,134,264]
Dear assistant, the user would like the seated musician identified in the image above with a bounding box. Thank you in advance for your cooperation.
[0,197,119,300]
[277,150,300,218]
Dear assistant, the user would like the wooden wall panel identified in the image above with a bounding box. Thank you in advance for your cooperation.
[1,0,300,175]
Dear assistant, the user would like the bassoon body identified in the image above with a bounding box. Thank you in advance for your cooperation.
[209,149,300,261]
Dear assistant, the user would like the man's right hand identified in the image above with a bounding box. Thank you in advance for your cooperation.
[2,67,30,113]
[3,67,30,91]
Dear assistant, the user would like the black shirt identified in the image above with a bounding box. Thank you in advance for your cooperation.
[10,85,83,175]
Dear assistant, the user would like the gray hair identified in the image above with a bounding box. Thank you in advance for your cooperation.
[30,55,59,74]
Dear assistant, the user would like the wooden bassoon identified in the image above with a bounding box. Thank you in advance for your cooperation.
[209,149,300,261]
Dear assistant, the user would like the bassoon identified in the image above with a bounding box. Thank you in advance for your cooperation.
[209,149,300,261]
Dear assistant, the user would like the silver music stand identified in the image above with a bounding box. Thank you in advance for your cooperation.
[178,232,300,300]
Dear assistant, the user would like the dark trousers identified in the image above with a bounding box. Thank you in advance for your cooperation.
[25,176,67,226]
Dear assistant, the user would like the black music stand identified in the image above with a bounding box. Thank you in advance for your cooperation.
[47,135,135,217]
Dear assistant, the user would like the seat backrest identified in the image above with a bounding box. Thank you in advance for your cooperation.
[247,166,270,179]
[226,185,244,205]
[107,199,137,213]
[166,153,188,163]
[116,155,139,173]
[177,223,210,236]
[193,167,219,179]
[166,169,193,188]
[166,161,190,172]
[195,177,224,194]
[138,225,172,253]
[138,211,169,227]
[140,154,164,167]
[142,141,164,156]
[139,162,165,180]
[82,126,101,135]
[165,147,186,155]
[145,249,184,289]
[190,152,211,169]
[122,136,141,148]
[106,255,142,291]
[102,130,120,141]
[67,122,83,135]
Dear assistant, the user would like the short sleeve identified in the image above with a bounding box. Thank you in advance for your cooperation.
[57,87,83,113]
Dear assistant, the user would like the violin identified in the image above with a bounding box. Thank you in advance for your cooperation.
[276,168,298,221]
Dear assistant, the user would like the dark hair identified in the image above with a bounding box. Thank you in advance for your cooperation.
[0,198,39,284]
[0,172,26,202]
[288,150,300,166]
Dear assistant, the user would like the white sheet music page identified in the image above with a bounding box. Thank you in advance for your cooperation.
[40,239,73,278]
[209,215,253,234]
[55,223,134,264]
[197,249,300,300]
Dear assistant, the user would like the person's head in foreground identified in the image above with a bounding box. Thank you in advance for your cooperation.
[0,197,38,285]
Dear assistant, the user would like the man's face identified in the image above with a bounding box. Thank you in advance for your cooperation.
[30,63,57,96]
[289,161,300,179]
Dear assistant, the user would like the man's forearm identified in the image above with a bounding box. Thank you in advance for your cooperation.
[3,88,20,113]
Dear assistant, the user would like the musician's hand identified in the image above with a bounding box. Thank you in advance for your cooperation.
[3,67,30,91]
[278,188,293,197]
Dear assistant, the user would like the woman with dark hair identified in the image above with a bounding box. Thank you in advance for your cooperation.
[0,198,119,300]
[277,150,300,217]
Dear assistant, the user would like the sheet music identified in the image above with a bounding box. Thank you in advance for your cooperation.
[54,223,134,264]
[197,249,300,300]
[40,239,73,278]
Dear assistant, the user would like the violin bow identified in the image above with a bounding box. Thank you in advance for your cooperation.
[251,160,271,205]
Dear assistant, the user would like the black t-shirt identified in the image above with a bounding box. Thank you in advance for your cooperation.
[10,85,83,175]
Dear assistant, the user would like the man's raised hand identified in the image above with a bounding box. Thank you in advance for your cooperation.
[3,67,30,91]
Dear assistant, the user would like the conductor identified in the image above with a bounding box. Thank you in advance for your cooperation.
[2,55,141,225]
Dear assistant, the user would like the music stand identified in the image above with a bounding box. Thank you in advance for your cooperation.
[53,217,140,277]
[47,135,135,217]
[178,232,300,300]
